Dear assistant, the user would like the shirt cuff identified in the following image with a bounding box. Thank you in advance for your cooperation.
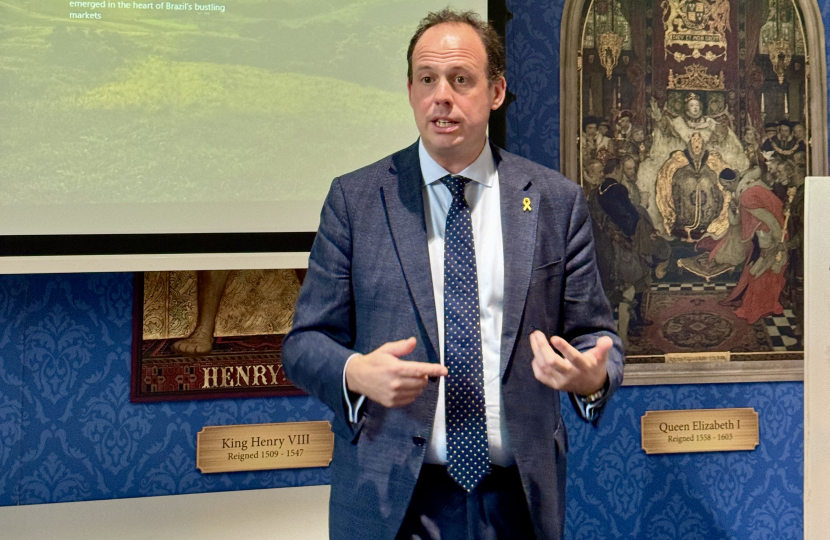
[572,376,611,423]
[342,353,366,424]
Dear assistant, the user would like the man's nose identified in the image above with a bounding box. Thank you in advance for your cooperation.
[433,78,453,105]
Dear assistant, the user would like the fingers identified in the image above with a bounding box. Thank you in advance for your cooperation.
[530,331,571,386]
[531,351,564,390]
[530,332,612,395]
[347,337,448,408]
[377,360,442,408]
[592,336,613,362]
[381,374,430,408]
[377,337,446,377]
[550,335,585,368]
[397,361,448,378]
[377,336,417,357]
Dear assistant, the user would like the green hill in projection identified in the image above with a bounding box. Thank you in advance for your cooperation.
[3,54,417,204]
[77,56,411,124]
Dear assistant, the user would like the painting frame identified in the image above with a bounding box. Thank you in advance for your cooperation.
[559,0,828,385]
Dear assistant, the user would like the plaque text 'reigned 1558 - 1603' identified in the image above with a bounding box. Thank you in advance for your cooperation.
[641,408,759,454]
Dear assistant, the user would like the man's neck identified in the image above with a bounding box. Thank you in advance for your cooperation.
[425,139,488,174]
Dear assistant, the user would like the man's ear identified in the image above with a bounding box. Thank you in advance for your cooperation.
[490,76,507,111]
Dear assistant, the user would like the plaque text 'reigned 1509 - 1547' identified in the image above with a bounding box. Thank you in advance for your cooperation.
[197,421,334,473]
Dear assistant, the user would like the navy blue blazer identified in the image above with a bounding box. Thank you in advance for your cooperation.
[283,142,624,540]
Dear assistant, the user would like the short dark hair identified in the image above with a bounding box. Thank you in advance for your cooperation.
[407,9,505,84]
[603,158,621,175]
[583,115,600,131]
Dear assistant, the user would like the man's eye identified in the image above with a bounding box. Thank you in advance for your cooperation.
[421,76,433,84]
[455,76,467,84]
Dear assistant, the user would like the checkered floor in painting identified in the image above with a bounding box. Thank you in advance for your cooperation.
[650,282,801,351]
[651,282,737,293]
[764,310,800,351]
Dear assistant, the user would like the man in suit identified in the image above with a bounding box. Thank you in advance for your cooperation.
[282,9,624,540]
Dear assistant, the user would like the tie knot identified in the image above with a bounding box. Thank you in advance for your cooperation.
[441,175,470,201]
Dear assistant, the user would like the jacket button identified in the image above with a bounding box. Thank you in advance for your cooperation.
[412,436,427,446]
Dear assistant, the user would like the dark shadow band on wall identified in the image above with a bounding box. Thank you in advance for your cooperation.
[487,0,512,150]
[0,232,317,257]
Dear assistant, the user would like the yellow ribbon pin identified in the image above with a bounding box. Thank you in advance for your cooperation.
[522,197,532,212]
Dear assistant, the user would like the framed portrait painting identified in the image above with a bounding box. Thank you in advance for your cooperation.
[560,0,828,383]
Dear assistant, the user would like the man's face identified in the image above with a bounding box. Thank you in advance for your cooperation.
[408,23,506,171]
[622,159,636,180]
[778,125,792,140]
[632,129,645,142]
[686,99,702,119]
[794,124,806,140]
[598,124,609,136]
[776,165,793,185]
[588,162,603,179]
[618,117,631,131]
[585,124,598,137]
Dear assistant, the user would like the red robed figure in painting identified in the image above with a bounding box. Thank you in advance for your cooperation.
[721,180,788,324]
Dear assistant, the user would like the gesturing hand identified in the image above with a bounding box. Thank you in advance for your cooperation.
[345,337,448,408]
[530,332,611,396]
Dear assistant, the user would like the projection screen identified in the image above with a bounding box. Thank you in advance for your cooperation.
[0,0,488,271]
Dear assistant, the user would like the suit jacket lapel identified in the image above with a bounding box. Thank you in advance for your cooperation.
[381,143,440,362]
[496,148,540,377]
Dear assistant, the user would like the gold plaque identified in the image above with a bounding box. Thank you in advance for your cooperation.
[196,421,334,473]
[665,351,730,363]
[641,408,759,455]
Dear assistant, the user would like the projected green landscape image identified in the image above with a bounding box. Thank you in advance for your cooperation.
[0,0,483,215]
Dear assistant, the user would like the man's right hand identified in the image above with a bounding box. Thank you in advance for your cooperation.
[345,337,447,408]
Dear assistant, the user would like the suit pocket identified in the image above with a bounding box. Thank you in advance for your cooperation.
[530,258,564,285]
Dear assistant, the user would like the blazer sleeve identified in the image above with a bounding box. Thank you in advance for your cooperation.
[282,178,363,441]
[561,186,625,424]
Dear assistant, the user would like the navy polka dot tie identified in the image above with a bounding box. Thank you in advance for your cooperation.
[441,175,489,492]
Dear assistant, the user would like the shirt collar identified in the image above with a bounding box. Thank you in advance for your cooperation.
[418,139,496,188]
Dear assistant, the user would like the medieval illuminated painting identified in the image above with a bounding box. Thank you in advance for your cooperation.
[579,0,808,363]
[131,269,304,401]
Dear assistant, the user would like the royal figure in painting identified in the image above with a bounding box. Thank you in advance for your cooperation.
[639,93,748,236]
[655,131,731,242]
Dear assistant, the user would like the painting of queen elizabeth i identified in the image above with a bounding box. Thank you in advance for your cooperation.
[577,0,813,366]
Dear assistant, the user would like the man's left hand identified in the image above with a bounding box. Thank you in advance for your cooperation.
[529,331,611,396]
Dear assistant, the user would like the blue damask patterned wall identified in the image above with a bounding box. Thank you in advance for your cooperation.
[562,384,803,540]
[0,274,331,506]
[0,2,822,539]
